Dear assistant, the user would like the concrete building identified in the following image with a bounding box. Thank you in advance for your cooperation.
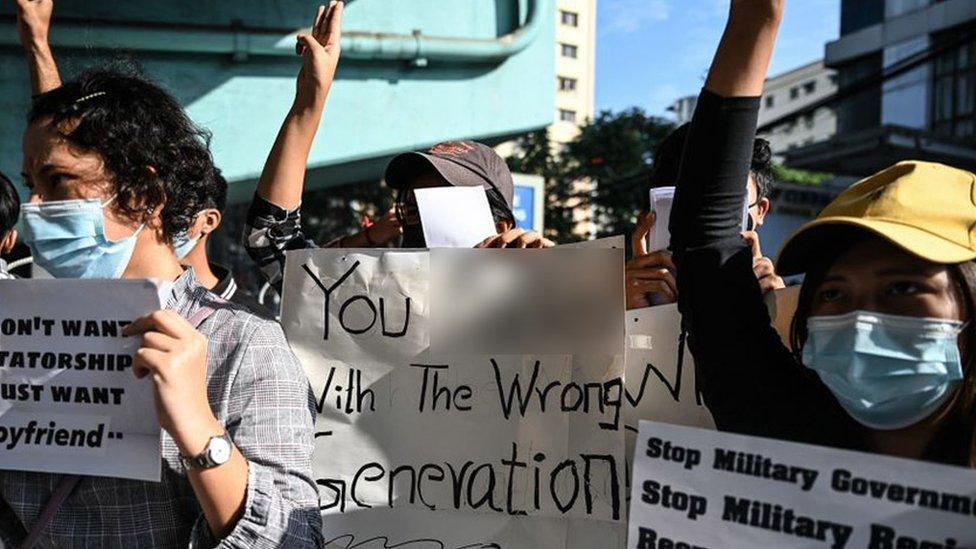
[671,61,839,159]
[0,0,557,289]
[757,60,838,157]
[551,0,597,146]
[783,0,976,176]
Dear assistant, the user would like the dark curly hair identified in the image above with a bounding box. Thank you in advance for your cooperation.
[649,122,774,202]
[28,68,222,242]
[0,170,20,236]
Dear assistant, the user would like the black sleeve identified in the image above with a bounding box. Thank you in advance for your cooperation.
[669,89,856,447]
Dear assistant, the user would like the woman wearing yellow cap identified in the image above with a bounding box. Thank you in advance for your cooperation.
[671,0,976,467]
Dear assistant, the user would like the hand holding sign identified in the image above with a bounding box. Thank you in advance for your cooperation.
[124,310,219,455]
[626,211,678,309]
[476,228,555,249]
[742,231,785,295]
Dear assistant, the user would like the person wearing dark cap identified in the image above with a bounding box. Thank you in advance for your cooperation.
[671,0,976,467]
[242,3,552,293]
[0,171,21,279]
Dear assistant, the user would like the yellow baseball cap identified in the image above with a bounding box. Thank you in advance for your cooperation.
[777,161,976,276]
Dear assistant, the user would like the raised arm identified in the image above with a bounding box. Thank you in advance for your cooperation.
[704,0,783,97]
[256,1,342,210]
[15,0,62,94]
[668,1,830,441]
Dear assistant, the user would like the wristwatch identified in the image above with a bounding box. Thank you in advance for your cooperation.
[179,431,233,470]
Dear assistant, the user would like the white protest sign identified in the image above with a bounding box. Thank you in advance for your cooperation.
[629,421,976,549]
[415,186,497,248]
[0,279,161,481]
[280,248,627,548]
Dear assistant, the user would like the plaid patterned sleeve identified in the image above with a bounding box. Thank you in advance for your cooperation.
[189,318,323,548]
[242,194,320,293]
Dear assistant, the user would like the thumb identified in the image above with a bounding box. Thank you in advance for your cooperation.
[741,230,762,259]
[631,211,655,257]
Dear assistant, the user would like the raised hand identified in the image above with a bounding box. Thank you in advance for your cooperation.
[295,1,343,111]
[14,0,53,46]
[14,0,61,93]
[626,211,678,309]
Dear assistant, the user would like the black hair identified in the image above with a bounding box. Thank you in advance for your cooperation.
[0,170,20,236]
[649,122,774,204]
[28,68,219,242]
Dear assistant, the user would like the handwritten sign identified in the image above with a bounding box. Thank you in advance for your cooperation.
[628,420,976,548]
[280,248,627,549]
[0,279,161,481]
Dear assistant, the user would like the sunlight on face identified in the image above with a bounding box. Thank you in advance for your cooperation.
[22,118,141,242]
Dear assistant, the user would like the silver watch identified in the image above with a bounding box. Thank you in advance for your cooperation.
[179,431,233,470]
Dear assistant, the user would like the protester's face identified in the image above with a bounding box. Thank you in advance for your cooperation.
[746,174,769,229]
[810,237,967,322]
[22,118,141,242]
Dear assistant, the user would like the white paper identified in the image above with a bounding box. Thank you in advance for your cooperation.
[415,186,497,248]
[0,279,162,481]
[628,421,976,548]
[648,187,675,252]
[623,287,802,473]
[280,248,627,548]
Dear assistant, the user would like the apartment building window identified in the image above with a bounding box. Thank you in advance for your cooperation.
[560,10,578,27]
[558,77,578,92]
[932,27,975,138]
[789,87,799,100]
[764,95,775,109]
[803,80,816,94]
[559,109,577,123]
[561,43,579,59]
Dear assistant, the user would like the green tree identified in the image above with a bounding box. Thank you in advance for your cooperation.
[507,108,675,243]
[506,128,579,242]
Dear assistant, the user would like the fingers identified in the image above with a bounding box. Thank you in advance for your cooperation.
[132,347,168,380]
[475,230,553,249]
[753,256,775,278]
[627,268,677,300]
[741,230,762,259]
[311,4,327,41]
[123,310,194,339]
[758,275,787,295]
[628,280,677,305]
[323,0,343,48]
[626,250,676,272]
[631,211,655,257]
[296,34,318,57]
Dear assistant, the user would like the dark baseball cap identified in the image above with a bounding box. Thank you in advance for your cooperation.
[385,141,515,209]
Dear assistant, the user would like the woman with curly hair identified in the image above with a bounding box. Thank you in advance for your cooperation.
[0,5,343,548]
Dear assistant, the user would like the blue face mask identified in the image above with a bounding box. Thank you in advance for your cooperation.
[803,311,966,431]
[18,196,144,279]
[172,232,200,260]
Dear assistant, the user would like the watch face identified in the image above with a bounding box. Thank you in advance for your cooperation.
[209,436,232,465]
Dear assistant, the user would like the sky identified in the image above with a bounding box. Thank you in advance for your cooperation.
[595,0,841,117]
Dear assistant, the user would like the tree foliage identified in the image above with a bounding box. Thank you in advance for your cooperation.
[507,108,675,242]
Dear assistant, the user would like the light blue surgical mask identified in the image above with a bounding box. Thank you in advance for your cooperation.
[173,232,200,260]
[803,311,966,431]
[18,196,145,279]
